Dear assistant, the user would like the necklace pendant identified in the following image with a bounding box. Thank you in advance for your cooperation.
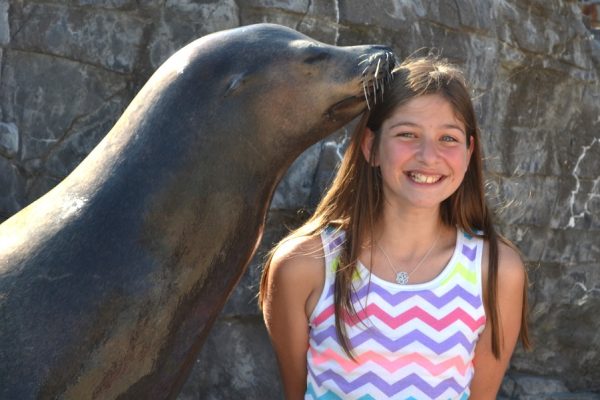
[396,272,409,285]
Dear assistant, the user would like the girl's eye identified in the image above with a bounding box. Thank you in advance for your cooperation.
[396,132,415,138]
[441,135,459,142]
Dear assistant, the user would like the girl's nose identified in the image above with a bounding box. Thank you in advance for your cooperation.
[416,137,438,164]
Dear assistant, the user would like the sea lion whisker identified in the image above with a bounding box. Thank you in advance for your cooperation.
[373,82,378,105]
[363,81,371,110]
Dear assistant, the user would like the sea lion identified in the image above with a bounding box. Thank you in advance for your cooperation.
[0,23,395,399]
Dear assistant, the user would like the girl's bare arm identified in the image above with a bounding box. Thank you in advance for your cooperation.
[262,236,324,400]
[469,242,527,399]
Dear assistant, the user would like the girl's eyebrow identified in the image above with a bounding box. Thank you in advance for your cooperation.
[441,123,466,135]
[387,121,466,136]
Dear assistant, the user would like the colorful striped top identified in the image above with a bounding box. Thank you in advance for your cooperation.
[305,227,486,400]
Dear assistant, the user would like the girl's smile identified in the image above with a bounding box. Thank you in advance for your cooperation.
[406,171,444,184]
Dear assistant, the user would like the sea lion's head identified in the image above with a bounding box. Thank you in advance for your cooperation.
[160,24,396,156]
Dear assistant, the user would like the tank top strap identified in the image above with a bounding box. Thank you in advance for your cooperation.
[308,227,346,326]
[450,229,485,296]
[320,226,346,277]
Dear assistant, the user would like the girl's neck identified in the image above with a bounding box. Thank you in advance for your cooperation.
[369,204,450,258]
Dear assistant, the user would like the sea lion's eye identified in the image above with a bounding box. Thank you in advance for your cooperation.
[224,73,246,96]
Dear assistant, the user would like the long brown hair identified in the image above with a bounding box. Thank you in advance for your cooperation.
[259,56,530,359]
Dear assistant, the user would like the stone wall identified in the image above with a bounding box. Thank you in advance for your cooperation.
[1,0,599,398]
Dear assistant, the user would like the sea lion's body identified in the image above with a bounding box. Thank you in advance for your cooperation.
[0,24,394,398]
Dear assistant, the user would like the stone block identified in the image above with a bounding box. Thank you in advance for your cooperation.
[0,47,3,103]
[463,36,500,92]
[219,254,263,317]
[136,0,162,8]
[31,0,137,8]
[517,395,600,400]
[497,224,547,262]
[489,64,593,178]
[401,22,473,65]
[43,97,127,179]
[221,209,305,317]
[24,174,62,208]
[539,228,600,264]
[543,175,599,231]
[499,374,517,398]
[492,176,560,227]
[454,0,494,32]
[506,4,560,56]
[268,119,366,213]
[71,0,136,8]
[274,0,344,44]
[178,318,282,400]
[0,50,129,167]
[270,140,322,210]
[511,259,600,390]
[147,0,239,70]
[342,0,426,28]
[570,137,600,180]
[561,176,600,231]
[238,8,313,40]
[340,0,481,37]
[241,0,308,14]
[514,375,569,394]
[546,393,600,400]
[501,127,561,176]
[10,3,146,73]
[0,157,25,220]
[501,65,584,133]
[0,0,9,46]
[166,0,238,15]
[309,125,354,208]
[0,122,18,158]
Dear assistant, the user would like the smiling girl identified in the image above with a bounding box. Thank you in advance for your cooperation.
[259,57,530,400]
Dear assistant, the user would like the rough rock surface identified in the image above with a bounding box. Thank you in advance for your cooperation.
[1,0,599,398]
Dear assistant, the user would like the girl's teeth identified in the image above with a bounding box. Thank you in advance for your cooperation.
[409,172,442,184]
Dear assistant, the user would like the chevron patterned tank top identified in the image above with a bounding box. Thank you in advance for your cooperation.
[305,227,486,400]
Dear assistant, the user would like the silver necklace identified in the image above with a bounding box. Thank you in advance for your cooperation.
[376,233,441,284]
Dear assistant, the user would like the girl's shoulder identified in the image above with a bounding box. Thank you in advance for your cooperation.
[271,233,325,267]
[481,237,526,293]
[269,233,326,292]
[497,239,526,282]
[482,236,525,269]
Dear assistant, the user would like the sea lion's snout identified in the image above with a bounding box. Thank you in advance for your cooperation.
[323,46,396,120]
[357,46,397,109]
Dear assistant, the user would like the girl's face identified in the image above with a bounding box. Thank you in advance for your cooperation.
[362,93,474,212]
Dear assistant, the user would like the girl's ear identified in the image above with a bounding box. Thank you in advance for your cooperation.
[361,128,378,166]
[467,135,475,164]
